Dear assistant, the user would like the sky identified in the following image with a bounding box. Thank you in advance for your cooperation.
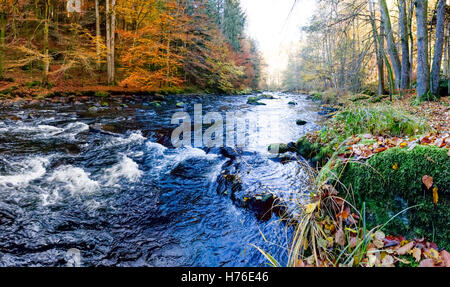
[240,0,316,80]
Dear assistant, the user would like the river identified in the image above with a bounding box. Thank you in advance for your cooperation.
[0,92,322,267]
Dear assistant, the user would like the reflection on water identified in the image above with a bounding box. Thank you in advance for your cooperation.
[0,92,321,266]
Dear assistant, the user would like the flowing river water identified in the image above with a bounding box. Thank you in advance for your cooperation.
[0,92,323,267]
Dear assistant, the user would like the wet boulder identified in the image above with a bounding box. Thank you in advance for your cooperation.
[296,119,307,126]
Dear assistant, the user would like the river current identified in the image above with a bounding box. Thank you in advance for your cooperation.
[0,92,322,266]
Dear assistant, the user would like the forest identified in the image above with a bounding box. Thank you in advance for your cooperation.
[0,0,262,95]
[0,0,449,269]
[282,0,449,100]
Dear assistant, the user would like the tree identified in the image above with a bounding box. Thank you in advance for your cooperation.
[379,0,402,90]
[106,0,116,84]
[416,0,430,99]
[399,0,411,90]
[431,0,446,96]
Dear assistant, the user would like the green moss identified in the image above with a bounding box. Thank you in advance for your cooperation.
[334,146,450,249]
[94,91,110,98]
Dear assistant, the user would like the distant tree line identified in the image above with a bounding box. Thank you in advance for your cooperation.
[282,0,449,100]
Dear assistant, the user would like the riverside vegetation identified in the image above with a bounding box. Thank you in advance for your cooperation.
[263,89,449,267]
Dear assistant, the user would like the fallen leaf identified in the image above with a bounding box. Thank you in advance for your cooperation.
[367,254,378,267]
[392,163,399,170]
[294,259,305,267]
[418,259,435,267]
[373,239,385,249]
[305,202,317,214]
[439,250,450,267]
[381,255,395,267]
[397,241,415,255]
[422,175,433,190]
[374,230,385,241]
[335,228,346,247]
[413,248,422,262]
[396,257,411,265]
[432,187,439,205]
[349,237,358,248]
[399,142,408,148]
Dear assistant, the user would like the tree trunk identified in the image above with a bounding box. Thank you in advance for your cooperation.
[379,0,402,90]
[111,0,116,84]
[0,10,5,79]
[399,0,411,90]
[369,0,385,94]
[106,0,112,85]
[95,0,101,69]
[409,0,415,88]
[43,0,50,85]
[416,0,430,99]
[431,0,445,96]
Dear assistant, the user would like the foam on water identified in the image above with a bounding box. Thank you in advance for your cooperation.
[0,157,49,188]
[47,166,99,196]
[102,156,143,187]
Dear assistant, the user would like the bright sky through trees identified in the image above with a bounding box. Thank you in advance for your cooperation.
[240,0,316,78]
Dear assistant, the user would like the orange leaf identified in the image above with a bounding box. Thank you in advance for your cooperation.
[422,175,433,190]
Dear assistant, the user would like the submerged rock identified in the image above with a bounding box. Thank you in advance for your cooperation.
[288,101,297,106]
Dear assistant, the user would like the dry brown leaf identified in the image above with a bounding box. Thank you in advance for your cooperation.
[349,237,358,248]
[294,259,305,267]
[381,255,395,267]
[397,241,415,255]
[413,248,422,262]
[335,228,346,247]
[422,175,433,190]
[374,230,385,241]
[418,259,435,267]
[439,250,450,267]
[374,239,384,249]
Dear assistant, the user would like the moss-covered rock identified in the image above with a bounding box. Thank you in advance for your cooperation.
[334,145,450,249]
[247,96,266,105]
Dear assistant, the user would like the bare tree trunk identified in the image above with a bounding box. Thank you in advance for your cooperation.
[379,0,402,90]
[95,0,101,69]
[106,0,113,85]
[369,0,385,95]
[408,0,415,88]
[111,0,116,84]
[399,0,411,90]
[43,0,50,85]
[416,0,430,99]
[0,10,5,79]
[431,0,446,96]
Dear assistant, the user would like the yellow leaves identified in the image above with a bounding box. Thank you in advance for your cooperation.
[432,187,439,205]
[305,202,318,214]
[392,163,399,170]
[399,142,408,148]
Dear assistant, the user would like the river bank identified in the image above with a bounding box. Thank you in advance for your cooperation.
[264,90,450,267]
